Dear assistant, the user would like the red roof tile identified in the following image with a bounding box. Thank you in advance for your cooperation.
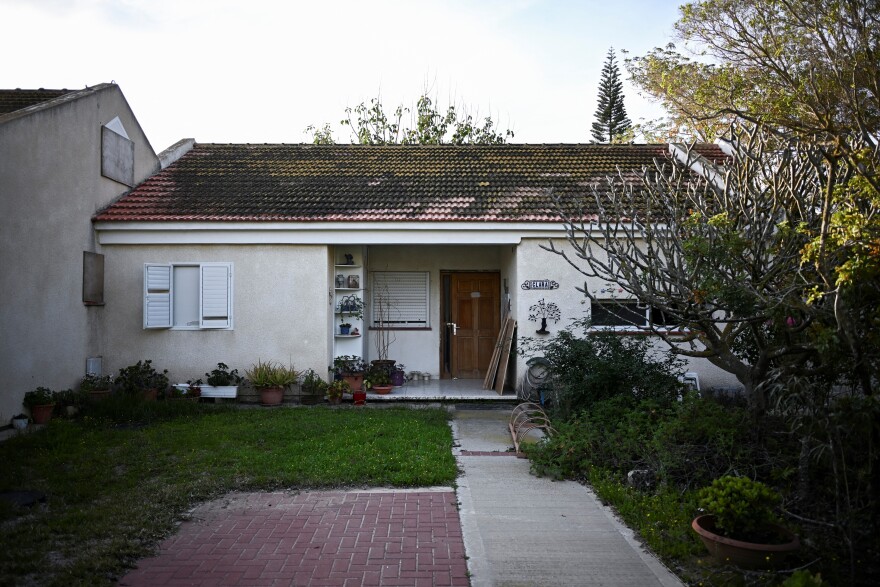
[94,143,728,223]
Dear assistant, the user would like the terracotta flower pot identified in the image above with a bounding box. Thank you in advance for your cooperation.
[373,385,393,395]
[692,514,799,569]
[342,374,363,392]
[89,389,111,402]
[30,404,55,425]
[259,386,284,406]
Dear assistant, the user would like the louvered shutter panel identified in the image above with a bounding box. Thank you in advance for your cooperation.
[144,264,172,328]
[200,264,231,328]
[372,272,429,326]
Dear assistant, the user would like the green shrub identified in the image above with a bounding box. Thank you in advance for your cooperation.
[697,475,781,541]
[520,321,687,420]
[204,363,243,386]
[114,360,169,394]
[22,387,55,408]
[649,395,756,488]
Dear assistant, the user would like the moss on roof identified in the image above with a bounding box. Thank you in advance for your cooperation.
[95,143,727,223]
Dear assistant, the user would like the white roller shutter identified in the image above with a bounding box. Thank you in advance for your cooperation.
[372,272,429,327]
[144,264,172,328]
[200,264,231,328]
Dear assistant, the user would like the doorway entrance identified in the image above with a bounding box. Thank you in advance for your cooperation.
[441,272,501,379]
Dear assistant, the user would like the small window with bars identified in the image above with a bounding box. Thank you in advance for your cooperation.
[371,271,430,328]
[590,300,679,329]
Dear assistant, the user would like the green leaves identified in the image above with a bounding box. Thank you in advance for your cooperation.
[305,92,513,145]
[697,475,781,540]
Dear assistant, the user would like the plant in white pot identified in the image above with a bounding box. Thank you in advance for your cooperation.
[200,363,243,399]
[11,413,29,430]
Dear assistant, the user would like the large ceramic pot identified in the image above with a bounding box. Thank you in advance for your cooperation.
[692,515,799,569]
[30,404,55,425]
[259,386,284,406]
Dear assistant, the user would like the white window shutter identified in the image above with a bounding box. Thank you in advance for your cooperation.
[200,264,231,328]
[144,264,172,328]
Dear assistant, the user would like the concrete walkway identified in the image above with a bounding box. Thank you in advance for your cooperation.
[116,404,683,586]
[452,405,683,587]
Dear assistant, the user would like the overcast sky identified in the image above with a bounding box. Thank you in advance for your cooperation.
[1,0,685,152]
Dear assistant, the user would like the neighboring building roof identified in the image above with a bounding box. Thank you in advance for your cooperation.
[94,143,727,223]
[0,88,73,115]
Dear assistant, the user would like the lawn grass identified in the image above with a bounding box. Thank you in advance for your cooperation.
[0,404,456,586]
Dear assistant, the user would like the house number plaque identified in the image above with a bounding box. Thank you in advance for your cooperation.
[521,279,559,291]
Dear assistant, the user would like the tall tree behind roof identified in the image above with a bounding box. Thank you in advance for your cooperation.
[590,48,632,143]
[305,93,513,145]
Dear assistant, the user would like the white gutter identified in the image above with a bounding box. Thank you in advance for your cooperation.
[93,221,580,245]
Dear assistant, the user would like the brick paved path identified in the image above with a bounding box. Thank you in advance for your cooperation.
[118,490,468,587]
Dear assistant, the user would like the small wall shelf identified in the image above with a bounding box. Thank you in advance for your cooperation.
[333,248,366,361]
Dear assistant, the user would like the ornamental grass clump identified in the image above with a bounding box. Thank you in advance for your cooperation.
[246,360,299,388]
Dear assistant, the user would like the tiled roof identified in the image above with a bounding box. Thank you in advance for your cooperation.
[0,88,73,115]
[94,143,728,223]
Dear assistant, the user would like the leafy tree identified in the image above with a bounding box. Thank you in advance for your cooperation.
[305,94,513,145]
[591,48,632,143]
[551,2,879,569]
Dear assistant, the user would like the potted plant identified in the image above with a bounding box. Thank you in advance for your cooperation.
[114,360,169,401]
[246,360,299,406]
[55,388,84,416]
[200,363,243,398]
[692,475,799,569]
[365,364,393,395]
[10,413,28,431]
[80,373,112,402]
[23,387,56,424]
[338,295,364,334]
[300,369,327,405]
[332,355,366,391]
[371,281,397,369]
[326,379,349,405]
[391,363,406,387]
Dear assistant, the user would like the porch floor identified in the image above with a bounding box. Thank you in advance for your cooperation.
[364,378,515,402]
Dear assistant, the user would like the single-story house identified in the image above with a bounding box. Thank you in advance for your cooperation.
[91,141,739,395]
[1,82,740,416]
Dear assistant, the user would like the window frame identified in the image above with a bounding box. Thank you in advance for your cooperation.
[143,262,233,330]
[588,299,679,332]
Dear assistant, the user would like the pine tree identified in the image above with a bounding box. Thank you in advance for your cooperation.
[591,48,631,143]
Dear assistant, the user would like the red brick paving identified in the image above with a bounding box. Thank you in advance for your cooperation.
[118,490,468,587]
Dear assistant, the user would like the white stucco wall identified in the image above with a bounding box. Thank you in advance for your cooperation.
[515,238,740,393]
[366,244,503,377]
[0,84,160,420]
[99,244,330,385]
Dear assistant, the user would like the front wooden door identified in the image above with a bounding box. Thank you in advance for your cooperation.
[448,272,500,379]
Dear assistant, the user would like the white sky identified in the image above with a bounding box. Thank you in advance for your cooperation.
[0,0,684,152]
